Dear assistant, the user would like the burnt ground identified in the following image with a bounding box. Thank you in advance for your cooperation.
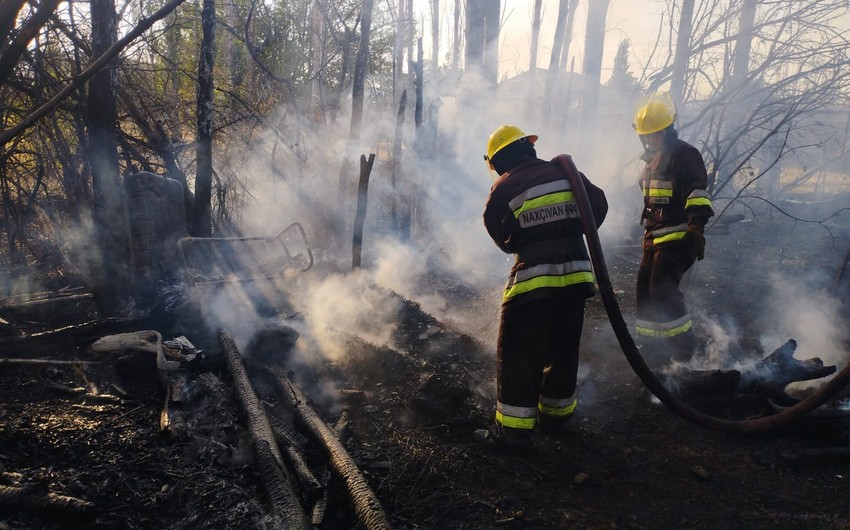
[2,215,850,530]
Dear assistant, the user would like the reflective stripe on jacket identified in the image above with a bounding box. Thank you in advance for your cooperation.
[484,157,608,308]
[640,139,714,248]
[503,261,594,302]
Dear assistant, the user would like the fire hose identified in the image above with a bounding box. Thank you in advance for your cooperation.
[555,154,850,434]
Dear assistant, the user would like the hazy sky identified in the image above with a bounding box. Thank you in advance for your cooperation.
[498,0,665,79]
[413,0,669,80]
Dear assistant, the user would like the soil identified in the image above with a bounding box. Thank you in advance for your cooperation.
[2,215,850,530]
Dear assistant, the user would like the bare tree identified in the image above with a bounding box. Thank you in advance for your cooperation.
[557,0,577,71]
[393,0,405,107]
[669,0,694,111]
[0,0,62,85]
[88,0,128,314]
[430,0,439,72]
[452,0,461,70]
[541,0,571,127]
[192,0,215,237]
[349,0,374,143]
[578,0,609,135]
[638,0,850,221]
[529,0,543,72]
[464,0,498,84]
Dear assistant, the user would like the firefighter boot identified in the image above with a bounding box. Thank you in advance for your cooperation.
[537,413,574,435]
[671,330,699,365]
[473,423,534,452]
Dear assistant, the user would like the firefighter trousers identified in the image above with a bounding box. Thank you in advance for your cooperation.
[497,296,586,429]
[635,244,698,368]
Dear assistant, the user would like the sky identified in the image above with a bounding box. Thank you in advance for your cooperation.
[497,0,664,80]
[411,0,668,81]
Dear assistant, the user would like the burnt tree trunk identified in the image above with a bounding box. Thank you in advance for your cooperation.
[352,153,375,269]
[349,0,373,143]
[542,0,571,127]
[529,0,542,71]
[0,0,27,49]
[412,38,423,131]
[88,0,129,316]
[669,340,837,405]
[481,0,499,85]
[391,90,406,238]
[337,0,373,252]
[393,0,405,109]
[219,331,310,528]
[0,0,61,85]
[274,371,392,530]
[452,0,461,70]
[430,0,439,71]
[669,0,694,111]
[193,0,215,237]
[557,1,576,71]
[578,0,609,137]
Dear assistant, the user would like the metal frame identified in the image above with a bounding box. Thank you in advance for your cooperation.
[177,222,314,289]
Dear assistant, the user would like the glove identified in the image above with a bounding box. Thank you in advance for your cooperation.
[688,226,705,261]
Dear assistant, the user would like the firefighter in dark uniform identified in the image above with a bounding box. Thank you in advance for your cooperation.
[632,97,714,369]
[475,125,608,450]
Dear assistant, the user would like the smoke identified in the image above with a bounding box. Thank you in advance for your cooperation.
[690,313,742,370]
[761,271,849,370]
[305,270,401,359]
[677,266,849,399]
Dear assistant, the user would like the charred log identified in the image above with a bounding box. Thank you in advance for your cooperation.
[0,484,94,514]
[739,339,836,403]
[0,358,100,366]
[265,411,322,503]
[666,369,741,403]
[352,153,376,268]
[272,369,392,530]
[219,331,310,529]
[311,409,351,527]
[666,340,836,405]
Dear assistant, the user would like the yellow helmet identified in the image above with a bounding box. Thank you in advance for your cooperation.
[485,125,538,161]
[633,100,675,135]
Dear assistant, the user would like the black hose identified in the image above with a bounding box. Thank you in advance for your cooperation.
[556,154,850,435]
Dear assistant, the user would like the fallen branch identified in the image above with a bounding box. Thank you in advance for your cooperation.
[219,330,310,529]
[0,292,93,308]
[272,368,392,530]
[312,409,352,526]
[668,340,836,404]
[266,410,322,503]
[0,484,94,513]
[739,339,836,401]
[0,358,100,366]
[0,0,188,148]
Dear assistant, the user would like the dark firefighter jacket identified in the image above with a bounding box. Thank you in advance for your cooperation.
[484,157,608,308]
[640,139,714,247]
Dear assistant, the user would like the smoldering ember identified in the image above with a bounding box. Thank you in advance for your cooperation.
[2,1,850,529]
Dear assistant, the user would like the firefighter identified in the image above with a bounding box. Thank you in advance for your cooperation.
[632,95,714,369]
[475,125,608,451]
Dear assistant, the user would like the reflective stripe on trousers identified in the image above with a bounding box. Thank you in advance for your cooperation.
[496,402,537,430]
[635,314,693,338]
[538,395,577,418]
